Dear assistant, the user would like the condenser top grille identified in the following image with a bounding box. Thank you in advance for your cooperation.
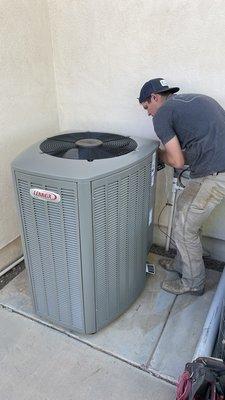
[40,132,138,161]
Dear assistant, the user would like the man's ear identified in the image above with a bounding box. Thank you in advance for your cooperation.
[155,93,162,102]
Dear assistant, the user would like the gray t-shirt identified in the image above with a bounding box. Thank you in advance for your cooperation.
[153,93,225,178]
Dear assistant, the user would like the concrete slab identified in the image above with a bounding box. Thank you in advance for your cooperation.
[0,307,175,400]
[149,269,221,379]
[0,268,34,314]
[0,253,221,381]
[87,264,176,366]
[0,263,176,367]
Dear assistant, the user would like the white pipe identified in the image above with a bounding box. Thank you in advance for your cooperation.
[165,177,178,251]
[193,267,225,360]
[0,256,24,278]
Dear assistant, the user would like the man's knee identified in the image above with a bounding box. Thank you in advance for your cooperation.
[174,222,199,244]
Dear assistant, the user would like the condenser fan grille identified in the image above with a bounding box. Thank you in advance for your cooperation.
[40,132,137,161]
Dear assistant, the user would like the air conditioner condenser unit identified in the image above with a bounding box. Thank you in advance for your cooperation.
[12,131,158,334]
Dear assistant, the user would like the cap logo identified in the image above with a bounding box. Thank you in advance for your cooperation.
[160,79,168,87]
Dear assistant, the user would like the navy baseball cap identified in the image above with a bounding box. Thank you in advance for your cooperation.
[138,78,179,103]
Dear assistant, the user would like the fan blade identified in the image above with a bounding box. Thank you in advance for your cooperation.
[102,138,131,149]
[40,140,75,155]
[78,147,94,160]
[102,135,127,143]
[62,148,79,159]
[102,138,137,155]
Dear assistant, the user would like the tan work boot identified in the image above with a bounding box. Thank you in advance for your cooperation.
[158,258,181,275]
[161,277,204,296]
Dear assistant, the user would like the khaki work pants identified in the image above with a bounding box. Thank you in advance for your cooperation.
[173,172,225,289]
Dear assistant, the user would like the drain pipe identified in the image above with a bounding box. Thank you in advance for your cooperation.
[193,267,225,360]
[0,256,24,278]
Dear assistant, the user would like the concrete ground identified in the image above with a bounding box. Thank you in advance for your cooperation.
[0,307,175,400]
[0,253,221,399]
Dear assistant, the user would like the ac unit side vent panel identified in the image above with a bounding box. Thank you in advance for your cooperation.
[92,162,151,329]
[17,177,84,332]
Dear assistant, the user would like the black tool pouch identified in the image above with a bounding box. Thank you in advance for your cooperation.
[176,357,225,400]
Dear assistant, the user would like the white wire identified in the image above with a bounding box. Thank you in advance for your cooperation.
[164,165,174,204]
[0,256,24,278]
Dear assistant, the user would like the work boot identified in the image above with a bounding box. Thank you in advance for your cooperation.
[158,258,181,275]
[161,277,204,296]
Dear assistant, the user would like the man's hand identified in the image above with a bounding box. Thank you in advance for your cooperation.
[158,136,184,169]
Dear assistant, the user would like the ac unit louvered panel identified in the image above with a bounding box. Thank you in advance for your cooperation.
[45,191,72,327]
[127,171,139,300]
[134,166,149,294]
[32,193,59,320]
[61,189,84,331]
[118,176,129,307]
[107,181,119,317]
[92,158,153,329]
[92,185,108,323]
[16,176,84,332]
[18,179,48,315]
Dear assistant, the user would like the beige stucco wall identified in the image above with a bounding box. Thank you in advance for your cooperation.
[0,0,59,269]
[48,0,225,256]
[48,0,225,134]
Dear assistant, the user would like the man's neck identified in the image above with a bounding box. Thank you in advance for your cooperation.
[164,93,173,101]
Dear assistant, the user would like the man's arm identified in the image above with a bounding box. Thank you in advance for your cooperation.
[158,136,185,169]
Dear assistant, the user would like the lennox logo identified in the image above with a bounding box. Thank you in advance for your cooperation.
[30,188,61,203]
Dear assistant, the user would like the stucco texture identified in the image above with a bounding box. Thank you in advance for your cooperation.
[0,0,59,257]
[48,0,225,136]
